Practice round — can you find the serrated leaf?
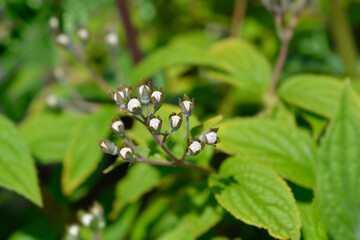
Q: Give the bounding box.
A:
[62,106,116,195]
[209,157,300,240]
[19,112,84,163]
[279,74,360,118]
[218,118,316,188]
[297,201,328,240]
[316,82,360,240]
[0,115,42,206]
[111,164,162,218]
[206,39,272,96]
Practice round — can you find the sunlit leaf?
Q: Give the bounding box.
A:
[209,157,300,240]
[0,115,42,206]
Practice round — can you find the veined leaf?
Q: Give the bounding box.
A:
[0,115,42,206]
[218,118,316,188]
[279,74,360,118]
[62,106,116,195]
[297,201,328,240]
[130,44,219,84]
[206,39,272,96]
[19,112,84,163]
[209,157,300,240]
[316,82,360,240]
[111,164,162,219]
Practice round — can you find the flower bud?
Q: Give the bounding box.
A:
[67,224,80,237]
[179,94,194,117]
[187,139,205,156]
[168,112,183,131]
[81,213,94,227]
[151,87,164,109]
[147,114,162,134]
[199,128,221,145]
[48,16,59,30]
[110,117,125,136]
[77,28,89,42]
[105,32,118,46]
[127,98,142,115]
[137,84,151,104]
[56,33,70,47]
[97,139,118,155]
[119,146,133,161]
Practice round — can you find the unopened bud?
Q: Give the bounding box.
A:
[77,28,89,42]
[147,114,162,133]
[110,118,125,136]
[199,128,221,145]
[81,213,94,227]
[119,147,133,161]
[105,32,118,46]
[187,139,204,156]
[168,112,183,131]
[48,16,59,30]
[179,94,194,117]
[151,87,164,109]
[138,84,151,104]
[97,139,118,155]
[56,33,70,46]
[127,98,142,115]
[68,225,80,237]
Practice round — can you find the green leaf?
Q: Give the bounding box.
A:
[316,82,360,240]
[206,39,272,96]
[218,118,316,188]
[158,186,223,240]
[297,201,328,240]
[131,44,219,84]
[19,113,84,163]
[110,164,162,218]
[279,74,360,118]
[0,115,42,206]
[209,157,300,240]
[62,106,116,195]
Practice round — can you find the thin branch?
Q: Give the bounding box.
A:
[145,104,150,116]
[230,0,248,37]
[186,117,190,145]
[123,136,145,159]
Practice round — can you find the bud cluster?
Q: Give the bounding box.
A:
[97,83,220,174]
[65,202,105,240]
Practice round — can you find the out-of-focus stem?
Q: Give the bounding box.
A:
[230,0,248,37]
[329,0,358,78]
[186,117,190,145]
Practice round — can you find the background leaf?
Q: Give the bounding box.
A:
[316,82,360,240]
[19,112,85,164]
[0,115,42,206]
[218,118,316,188]
[209,157,300,240]
[61,106,116,195]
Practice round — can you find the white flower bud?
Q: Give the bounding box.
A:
[205,132,217,144]
[111,119,125,136]
[81,213,94,227]
[179,95,194,117]
[48,16,59,30]
[45,94,58,108]
[170,115,181,128]
[127,98,142,114]
[183,101,192,112]
[105,32,118,46]
[151,91,162,103]
[120,147,133,161]
[56,33,70,46]
[138,85,151,104]
[98,139,118,155]
[77,28,89,41]
[168,112,183,131]
[149,118,161,131]
[68,225,80,237]
[188,141,202,156]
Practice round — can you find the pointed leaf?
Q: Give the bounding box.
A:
[316,82,360,240]
[218,118,316,188]
[0,115,42,206]
[209,157,300,240]
[62,106,116,195]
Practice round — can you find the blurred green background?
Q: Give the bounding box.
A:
[0,0,360,239]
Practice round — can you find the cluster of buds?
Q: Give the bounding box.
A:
[98,83,220,174]
[65,202,105,240]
